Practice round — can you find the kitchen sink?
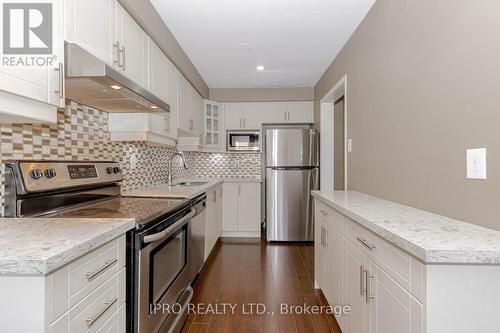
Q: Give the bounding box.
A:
[170,181,208,187]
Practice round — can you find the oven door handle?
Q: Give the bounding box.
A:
[143,209,195,244]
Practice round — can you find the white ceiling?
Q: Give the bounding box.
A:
[151,0,376,88]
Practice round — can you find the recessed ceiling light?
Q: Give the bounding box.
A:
[150,105,158,109]
[110,85,122,90]
[256,65,265,71]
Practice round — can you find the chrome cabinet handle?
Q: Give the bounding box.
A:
[86,258,118,281]
[360,265,366,296]
[219,187,223,197]
[85,298,117,327]
[323,228,328,246]
[120,45,126,71]
[243,118,246,128]
[365,270,375,303]
[319,209,328,216]
[113,41,120,65]
[284,111,287,122]
[144,209,195,243]
[357,237,376,250]
[238,184,241,195]
[213,190,217,202]
[53,62,64,99]
[320,226,325,246]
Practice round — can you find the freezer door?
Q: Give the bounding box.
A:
[265,128,318,167]
[266,168,319,241]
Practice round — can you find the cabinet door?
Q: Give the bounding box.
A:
[147,38,165,100]
[165,59,178,139]
[243,103,262,129]
[343,239,370,333]
[116,3,147,87]
[224,103,244,129]
[217,186,223,236]
[326,224,344,326]
[177,75,193,132]
[237,183,261,232]
[204,100,223,148]
[261,102,287,124]
[190,88,204,136]
[70,0,114,65]
[314,217,327,290]
[369,263,423,333]
[204,188,218,259]
[222,183,238,232]
[287,102,314,123]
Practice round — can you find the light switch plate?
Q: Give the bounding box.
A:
[467,148,486,180]
[347,138,352,153]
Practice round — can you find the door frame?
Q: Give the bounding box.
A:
[320,75,347,192]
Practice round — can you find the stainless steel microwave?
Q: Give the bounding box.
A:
[227,130,260,151]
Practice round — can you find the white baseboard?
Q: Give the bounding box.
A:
[221,231,261,238]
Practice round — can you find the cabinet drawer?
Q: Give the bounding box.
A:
[68,268,126,333]
[68,236,125,307]
[344,217,413,288]
[96,303,126,333]
[315,200,343,233]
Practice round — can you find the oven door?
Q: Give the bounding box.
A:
[137,209,195,333]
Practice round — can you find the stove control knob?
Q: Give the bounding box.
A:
[44,168,57,178]
[113,167,121,174]
[29,169,43,180]
[106,167,114,174]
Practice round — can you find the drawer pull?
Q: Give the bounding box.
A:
[319,209,329,216]
[85,298,118,327]
[360,265,366,296]
[357,237,376,250]
[86,258,118,281]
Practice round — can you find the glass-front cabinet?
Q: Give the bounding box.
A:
[204,100,225,150]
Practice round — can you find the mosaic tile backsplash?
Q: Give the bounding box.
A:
[0,101,260,216]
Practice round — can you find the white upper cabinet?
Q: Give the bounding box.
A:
[0,0,64,123]
[165,59,179,139]
[243,103,262,129]
[224,101,313,129]
[224,102,245,129]
[261,102,287,123]
[115,3,148,87]
[65,0,114,65]
[147,38,166,101]
[223,102,261,130]
[178,75,204,137]
[261,101,313,124]
[286,101,314,123]
[204,100,224,150]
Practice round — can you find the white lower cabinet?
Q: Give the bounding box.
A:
[222,182,261,237]
[205,184,223,259]
[314,199,422,333]
[0,235,126,333]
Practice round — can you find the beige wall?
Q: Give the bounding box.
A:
[314,0,500,230]
[120,0,209,98]
[210,87,314,102]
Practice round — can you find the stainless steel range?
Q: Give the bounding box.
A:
[3,160,202,333]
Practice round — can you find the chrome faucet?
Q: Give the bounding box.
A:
[168,151,189,184]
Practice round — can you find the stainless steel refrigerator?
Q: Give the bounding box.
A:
[264,125,319,242]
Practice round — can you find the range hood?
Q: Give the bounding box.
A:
[64,43,169,113]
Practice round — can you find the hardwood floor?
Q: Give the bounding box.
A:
[181,236,342,333]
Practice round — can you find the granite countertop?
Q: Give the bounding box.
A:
[122,177,262,199]
[311,191,500,264]
[0,218,135,275]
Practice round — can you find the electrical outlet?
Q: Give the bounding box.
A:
[467,148,486,180]
[347,139,352,153]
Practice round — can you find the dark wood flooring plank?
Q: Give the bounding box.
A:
[181,237,342,333]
